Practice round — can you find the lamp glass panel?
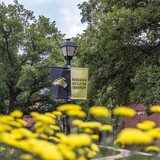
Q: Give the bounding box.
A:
[61,46,67,56]
[66,46,75,56]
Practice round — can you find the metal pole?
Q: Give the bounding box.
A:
[65,60,71,134]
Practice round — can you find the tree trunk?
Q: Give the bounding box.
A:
[8,89,17,113]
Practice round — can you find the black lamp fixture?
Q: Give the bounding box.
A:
[60,38,77,66]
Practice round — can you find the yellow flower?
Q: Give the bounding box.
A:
[113,106,136,117]
[10,110,23,118]
[30,112,39,117]
[89,106,110,117]
[66,110,86,117]
[25,139,63,160]
[77,148,85,155]
[34,121,43,128]
[57,104,81,112]
[145,146,160,152]
[49,136,60,142]
[90,143,99,152]
[71,119,83,126]
[40,134,49,140]
[91,134,99,140]
[16,119,26,126]
[150,105,160,112]
[50,125,60,131]
[17,128,37,138]
[147,128,160,138]
[0,124,12,132]
[57,144,76,160]
[7,121,23,127]
[84,128,93,133]
[77,156,87,160]
[60,134,91,147]
[52,111,62,116]
[99,125,113,131]
[87,151,97,158]
[1,133,20,147]
[31,113,55,124]
[114,138,125,148]
[137,121,155,131]
[44,112,56,118]
[36,125,54,134]
[56,133,66,138]
[117,128,152,144]
[0,116,14,124]
[19,154,33,160]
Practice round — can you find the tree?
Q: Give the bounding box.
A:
[0,0,64,113]
[76,0,160,106]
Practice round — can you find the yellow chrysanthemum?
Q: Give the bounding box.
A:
[60,134,91,147]
[90,143,99,152]
[77,156,87,160]
[147,128,160,138]
[71,119,83,126]
[99,125,113,131]
[57,104,81,112]
[117,128,152,144]
[66,110,86,117]
[89,106,110,117]
[25,139,63,160]
[84,128,93,133]
[44,112,56,118]
[10,110,23,118]
[91,134,99,140]
[16,119,26,126]
[87,151,97,158]
[0,115,14,123]
[50,125,60,131]
[49,136,60,142]
[79,122,101,129]
[57,144,76,160]
[52,111,62,116]
[11,128,36,139]
[19,154,33,160]
[145,146,160,152]
[40,134,49,140]
[31,113,55,124]
[0,124,12,132]
[56,133,66,138]
[113,106,136,117]
[7,121,23,127]
[114,138,125,148]
[150,105,160,112]
[137,121,155,131]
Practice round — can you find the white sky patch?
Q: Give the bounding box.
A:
[1,0,58,4]
[1,0,87,37]
[59,7,87,38]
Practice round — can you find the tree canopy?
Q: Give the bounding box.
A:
[0,0,64,113]
[76,0,160,106]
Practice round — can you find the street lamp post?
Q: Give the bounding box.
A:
[60,38,77,134]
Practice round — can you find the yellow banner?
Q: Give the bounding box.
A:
[71,67,88,100]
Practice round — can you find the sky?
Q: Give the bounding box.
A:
[1,0,88,38]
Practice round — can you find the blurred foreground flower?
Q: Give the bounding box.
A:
[89,106,110,117]
[137,120,155,131]
[145,146,160,152]
[113,106,136,117]
[150,105,160,112]
[57,104,81,112]
[117,128,152,145]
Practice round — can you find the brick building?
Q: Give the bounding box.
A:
[125,104,160,128]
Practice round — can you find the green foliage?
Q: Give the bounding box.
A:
[0,1,64,113]
[76,0,160,107]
